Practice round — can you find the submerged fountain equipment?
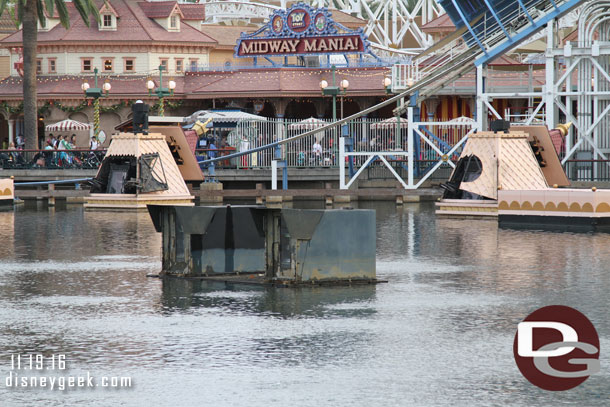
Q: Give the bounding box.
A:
[147,204,379,286]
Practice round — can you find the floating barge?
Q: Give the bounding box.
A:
[85,130,201,210]
[435,122,610,230]
[147,205,380,286]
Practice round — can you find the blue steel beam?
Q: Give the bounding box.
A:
[449,0,488,55]
[482,0,512,40]
[475,0,583,66]
[516,0,535,24]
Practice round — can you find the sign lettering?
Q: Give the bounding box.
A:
[237,35,364,57]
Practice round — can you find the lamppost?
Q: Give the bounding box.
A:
[383,76,403,149]
[319,65,349,121]
[81,68,111,139]
[146,65,176,117]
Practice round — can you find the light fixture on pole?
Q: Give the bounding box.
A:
[382,76,404,150]
[319,65,348,121]
[383,76,392,90]
[147,65,175,117]
[81,67,110,140]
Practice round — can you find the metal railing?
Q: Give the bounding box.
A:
[564,160,610,182]
[0,149,105,170]
[187,59,393,73]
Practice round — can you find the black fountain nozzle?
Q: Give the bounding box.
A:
[490,119,510,134]
[132,101,149,135]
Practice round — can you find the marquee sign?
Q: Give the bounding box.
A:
[235,3,370,58]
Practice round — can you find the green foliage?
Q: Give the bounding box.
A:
[0,0,101,28]
[55,101,88,113]
[0,101,23,115]
[151,99,183,115]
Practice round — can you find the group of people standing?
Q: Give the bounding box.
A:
[36,133,100,167]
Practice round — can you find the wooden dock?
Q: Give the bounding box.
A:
[13,183,441,205]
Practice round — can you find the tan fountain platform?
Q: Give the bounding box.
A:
[434,124,610,229]
[85,132,196,211]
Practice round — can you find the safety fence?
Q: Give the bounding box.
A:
[222,118,474,173]
[0,149,105,170]
[564,160,610,182]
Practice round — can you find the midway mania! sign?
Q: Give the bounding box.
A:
[235,3,370,58]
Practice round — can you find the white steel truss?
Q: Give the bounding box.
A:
[339,113,477,189]
[198,0,442,51]
[477,2,610,181]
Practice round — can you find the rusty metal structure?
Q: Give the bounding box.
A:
[148,205,378,285]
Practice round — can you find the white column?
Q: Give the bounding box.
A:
[407,107,414,187]
[545,20,556,128]
[476,64,485,132]
[339,136,346,189]
[271,160,278,190]
[7,119,14,144]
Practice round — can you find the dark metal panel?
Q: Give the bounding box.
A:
[147,204,167,232]
[281,209,324,240]
[297,210,376,281]
[174,206,217,235]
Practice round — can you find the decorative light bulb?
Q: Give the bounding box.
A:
[383,77,392,87]
[319,79,328,89]
[103,81,111,92]
[146,79,155,90]
[340,79,349,89]
[81,82,90,91]
[168,79,176,90]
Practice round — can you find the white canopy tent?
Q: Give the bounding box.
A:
[288,117,326,142]
[45,119,93,148]
[45,119,91,132]
[370,117,408,130]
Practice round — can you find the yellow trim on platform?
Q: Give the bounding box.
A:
[569,202,581,212]
[498,199,601,213]
[596,202,610,212]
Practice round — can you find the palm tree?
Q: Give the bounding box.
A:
[0,0,100,150]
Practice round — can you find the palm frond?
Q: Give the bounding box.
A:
[0,0,9,18]
[72,0,100,27]
[44,0,54,21]
[36,0,47,27]
[53,0,69,28]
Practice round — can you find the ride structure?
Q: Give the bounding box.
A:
[199,0,589,190]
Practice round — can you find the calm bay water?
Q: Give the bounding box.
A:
[0,202,608,406]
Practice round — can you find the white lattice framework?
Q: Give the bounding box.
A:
[475,2,610,181]
[197,0,442,53]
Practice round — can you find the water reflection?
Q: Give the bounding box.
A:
[160,277,378,319]
[0,203,608,406]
